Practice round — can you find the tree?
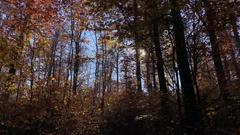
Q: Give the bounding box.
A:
[170,0,200,133]
[202,0,228,98]
[150,0,167,93]
[133,0,142,91]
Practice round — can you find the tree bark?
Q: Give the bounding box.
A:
[152,23,167,92]
[134,0,142,91]
[232,15,240,54]
[150,45,157,90]
[72,39,81,94]
[203,0,228,97]
[146,49,153,92]
[171,0,200,133]
[116,51,120,92]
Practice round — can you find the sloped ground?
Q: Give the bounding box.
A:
[0,87,240,135]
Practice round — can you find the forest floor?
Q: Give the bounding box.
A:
[0,86,240,135]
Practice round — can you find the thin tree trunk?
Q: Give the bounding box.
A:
[69,7,75,94]
[30,43,35,102]
[150,48,157,91]
[172,42,182,116]
[134,0,142,91]
[108,65,113,92]
[222,51,230,81]
[192,33,201,103]
[152,23,167,92]
[146,49,153,92]
[46,31,58,87]
[116,51,119,92]
[101,32,107,111]
[230,44,240,82]
[72,41,80,94]
[232,15,240,54]
[57,44,63,87]
[94,30,99,104]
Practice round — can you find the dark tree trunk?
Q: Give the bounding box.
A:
[150,44,158,91]
[230,43,240,82]
[101,34,107,112]
[116,51,120,92]
[171,0,200,133]
[135,44,142,91]
[146,49,153,92]
[8,64,16,79]
[231,15,240,54]
[152,22,167,92]
[172,41,182,116]
[47,30,59,87]
[94,30,99,104]
[192,33,201,103]
[73,40,81,95]
[203,0,228,97]
[57,44,63,87]
[134,0,142,91]
[30,44,35,102]
[230,15,240,84]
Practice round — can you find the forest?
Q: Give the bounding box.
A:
[0,0,240,134]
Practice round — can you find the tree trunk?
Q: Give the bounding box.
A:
[232,15,240,54]
[146,49,153,92]
[150,45,157,90]
[46,30,58,87]
[134,0,142,91]
[116,51,120,92]
[203,0,228,97]
[172,41,182,116]
[171,0,200,133]
[94,30,99,104]
[230,43,240,82]
[192,33,201,103]
[57,44,63,87]
[101,33,107,111]
[152,23,167,92]
[30,43,35,102]
[73,39,81,94]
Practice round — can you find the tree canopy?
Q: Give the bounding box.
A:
[0,0,240,134]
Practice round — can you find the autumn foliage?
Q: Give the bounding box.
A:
[1,0,240,134]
